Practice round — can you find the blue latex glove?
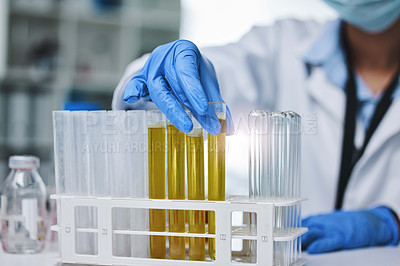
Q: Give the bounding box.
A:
[123,40,234,135]
[302,206,400,254]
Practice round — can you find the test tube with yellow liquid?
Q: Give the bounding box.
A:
[186,113,205,261]
[148,110,166,259]
[207,102,226,260]
[167,121,186,260]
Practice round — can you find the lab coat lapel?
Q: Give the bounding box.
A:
[305,67,346,124]
[306,69,400,170]
[357,98,400,163]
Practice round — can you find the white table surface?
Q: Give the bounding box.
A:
[304,246,400,266]
[0,244,399,266]
[0,244,58,266]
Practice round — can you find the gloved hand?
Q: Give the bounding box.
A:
[123,40,234,135]
[302,206,400,254]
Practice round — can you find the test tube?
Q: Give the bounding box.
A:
[70,111,97,255]
[293,113,302,199]
[87,111,109,196]
[270,112,287,234]
[285,111,301,233]
[295,113,302,256]
[126,111,149,258]
[71,111,90,196]
[285,111,301,198]
[167,121,186,260]
[108,111,132,257]
[248,110,269,200]
[148,110,166,259]
[186,112,205,261]
[53,111,67,258]
[207,102,226,260]
[53,111,68,195]
[248,110,269,263]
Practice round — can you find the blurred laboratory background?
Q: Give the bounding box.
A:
[0,0,335,193]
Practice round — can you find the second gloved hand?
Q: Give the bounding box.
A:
[123,39,234,135]
[302,206,399,254]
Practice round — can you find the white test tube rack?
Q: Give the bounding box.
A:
[51,110,307,265]
[50,196,306,266]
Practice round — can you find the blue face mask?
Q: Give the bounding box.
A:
[322,0,400,33]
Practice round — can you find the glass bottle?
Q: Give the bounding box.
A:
[1,155,47,253]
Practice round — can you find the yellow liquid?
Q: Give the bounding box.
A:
[186,135,205,261]
[208,119,226,260]
[148,127,166,259]
[167,125,186,260]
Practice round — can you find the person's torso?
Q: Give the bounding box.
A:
[204,19,400,216]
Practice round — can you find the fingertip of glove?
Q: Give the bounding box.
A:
[123,95,139,104]
[182,122,193,133]
[174,110,193,133]
[208,122,221,136]
[123,81,141,104]
[306,241,326,254]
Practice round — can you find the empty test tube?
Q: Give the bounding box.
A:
[270,112,287,234]
[285,111,301,199]
[207,102,227,260]
[108,111,133,257]
[270,112,287,199]
[248,110,269,200]
[53,111,68,195]
[87,111,109,196]
[248,110,269,263]
[126,111,149,258]
[285,112,294,200]
[295,114,302,254]
[285,111,301,234]
[167,122,186,260]
[286,111,301,236]
[283,112,293,234]
[72,111,90,195]
[148,110,166,259]
[71,111,98,255]
[292,113,302,199]
[186,113,205,261]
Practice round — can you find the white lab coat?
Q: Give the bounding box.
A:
[112,19,400,217]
